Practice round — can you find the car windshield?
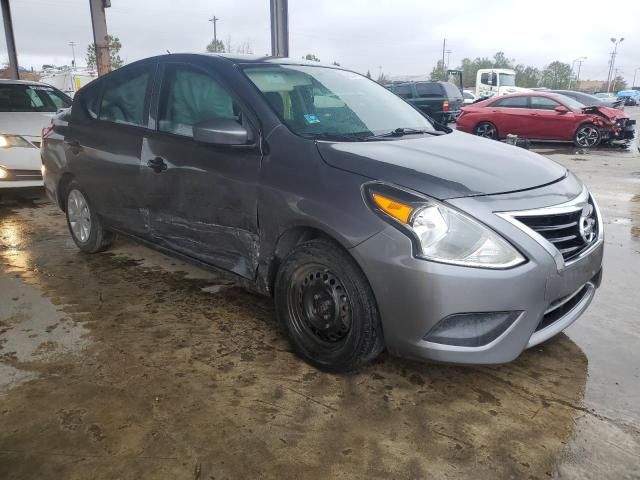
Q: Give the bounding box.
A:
[243,64,436,140]
[551,93,587,111]
[499,74,516,87]
[0,83,71,112]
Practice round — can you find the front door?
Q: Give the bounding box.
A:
[140,62,261,279]
[526,96,576,140]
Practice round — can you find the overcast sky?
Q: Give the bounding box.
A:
[1,0,639,84]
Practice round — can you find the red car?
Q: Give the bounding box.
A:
[456,92,635,147]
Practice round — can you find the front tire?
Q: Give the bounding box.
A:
[274,239,384,372]
[574,124,601,148]
[474,121,498,139]
[65,181,115,253]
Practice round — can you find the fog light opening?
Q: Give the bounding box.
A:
[423,311,521,347]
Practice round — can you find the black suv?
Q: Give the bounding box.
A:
[386,81,463,124]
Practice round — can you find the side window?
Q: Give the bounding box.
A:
[81,85,101,119]
[25,88,45,109]
[158,65,239,137]
[415,83,442,98]
[530,96,560,110]
[480,73,489,85]
[99,66,152,126]
[492,96,528,108]
[394,84,413,99]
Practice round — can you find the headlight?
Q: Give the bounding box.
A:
[0,134,34,148]
[0,166,7,179]
[368,185,525,269]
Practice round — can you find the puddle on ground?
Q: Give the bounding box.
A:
[0,200,592,479]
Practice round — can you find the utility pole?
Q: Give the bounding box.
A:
[209,15,219,47]
[568,56,587,90]
[633,67,639,88]
[69,41,77,68]
[610,68,622,92]
[575,58,585,89]
[445,49,452,70]
[270,0,289,57]
[89,0,111,76]
[606,37,624,92]
[0,0,19,80]
[441,38,446,79]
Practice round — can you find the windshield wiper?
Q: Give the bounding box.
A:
[363,127,443,141]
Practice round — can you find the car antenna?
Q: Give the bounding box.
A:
[166,50,171,54]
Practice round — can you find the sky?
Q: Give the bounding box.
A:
[1,0,639,85]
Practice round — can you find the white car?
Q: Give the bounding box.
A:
[463,90,477,105]
[0,80,71,190]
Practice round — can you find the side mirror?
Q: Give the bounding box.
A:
[554,105,569,114]
[192,118,249,146]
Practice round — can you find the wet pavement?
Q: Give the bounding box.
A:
[1,108,639,479]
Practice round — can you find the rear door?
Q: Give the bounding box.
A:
[527,96,576,140]
[140,62,261,278]
[67,61,155,236]
[487,96,529,136]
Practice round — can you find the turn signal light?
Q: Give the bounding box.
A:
[371,193,413,224]
[442,100,450,112]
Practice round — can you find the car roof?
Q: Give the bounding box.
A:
[153,53,344,69]
[0,79,49,86]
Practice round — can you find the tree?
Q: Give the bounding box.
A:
[365,70,371,79]
[206,39,225,53]
[304,53,320,62]
[376,71,389,84]
[540,61,572,89]
[514,64,542,88]
[492,51,515,69]
[455,56,493,87]
[430,60,446,81]
[610,75,628,92]
[332,61,341,66]
[86,35,123,70]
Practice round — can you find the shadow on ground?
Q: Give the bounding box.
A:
[0,199,589,479]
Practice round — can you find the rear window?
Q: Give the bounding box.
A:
[0,83,71,112]
[415,82,442,98]
[442,82,462,99]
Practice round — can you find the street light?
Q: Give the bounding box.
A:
[607,37,624,92]
[568,56,587,89]
[633,67,639,88]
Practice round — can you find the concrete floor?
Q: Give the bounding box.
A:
[1,109,639,479]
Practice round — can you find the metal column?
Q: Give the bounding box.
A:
[270,0,289,57]
[89,0,111,76]
[1,0,19,80]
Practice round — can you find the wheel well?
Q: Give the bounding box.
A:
[57,173,75,211]
[267,226,339,296]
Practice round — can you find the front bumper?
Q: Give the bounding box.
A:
[349,176,604,364]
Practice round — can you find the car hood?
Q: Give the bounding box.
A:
[582,105,624,120]
[0,112,56,138]
[316,131,567,200]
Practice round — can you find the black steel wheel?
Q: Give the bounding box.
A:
[275,239,384,372]
[574,124,601,148]
[474,121,498,139]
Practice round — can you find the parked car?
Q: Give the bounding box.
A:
[42,54,604,372]
[456,92,635,147]
[463,90,477,105]
[386,80,463,123]
[0,80,71,190]
[616,90,640,106]
[548,89,624,110]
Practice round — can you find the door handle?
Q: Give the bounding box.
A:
[147,157,168,173]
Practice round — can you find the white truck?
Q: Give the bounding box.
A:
[40,68,97,97]
[475,68,531,99]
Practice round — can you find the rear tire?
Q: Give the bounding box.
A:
[274,239,384,372]
[574,123,601,148]
[474,121,498,139]
[65,181,115,253]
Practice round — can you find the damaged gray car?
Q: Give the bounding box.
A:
[41,54,604,372]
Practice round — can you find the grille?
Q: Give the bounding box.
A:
[514,196,598,262]
[3,169,42,181]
